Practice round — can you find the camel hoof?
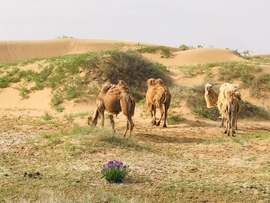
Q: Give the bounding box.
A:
[224,130,227,134]
[163,124,167,128]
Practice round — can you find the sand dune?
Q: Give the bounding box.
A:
[143,48,245,66]
[0,38,146,63]
[0,39,244,66]
[174,48,244,65]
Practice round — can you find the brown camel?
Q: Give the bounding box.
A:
[146,78,171,127]
[88,80,135,137]
[204,83,241,129]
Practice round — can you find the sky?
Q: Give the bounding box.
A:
[1,0,270,54]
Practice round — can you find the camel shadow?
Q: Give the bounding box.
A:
[136,133,205,144]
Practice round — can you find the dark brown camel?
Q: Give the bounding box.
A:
[88,80,135,137]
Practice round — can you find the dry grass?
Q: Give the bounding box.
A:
[0,115,270,203]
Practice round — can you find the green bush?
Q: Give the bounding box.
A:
[136,46,171,58]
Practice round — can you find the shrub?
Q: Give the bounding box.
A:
[42,112,53,121]
[101,160,130,183]
[55,105,65,112]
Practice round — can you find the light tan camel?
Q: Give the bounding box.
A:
[146,78,171,127]
[88,80,135,137]
[204,82,241,129]
[221,89,241,136]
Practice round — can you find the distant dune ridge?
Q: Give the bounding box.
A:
[174,48,245,65]
[0,38,244,65]
[0,38,142,63]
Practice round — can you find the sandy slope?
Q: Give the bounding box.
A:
[0,38,179,63]
[143,47,244,66]
[0,38,128,63]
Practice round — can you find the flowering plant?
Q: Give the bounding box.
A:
[101,160,130,183]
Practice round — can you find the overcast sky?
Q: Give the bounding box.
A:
[1,0,270,54]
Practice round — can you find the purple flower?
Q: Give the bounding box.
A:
[101,160,131,183]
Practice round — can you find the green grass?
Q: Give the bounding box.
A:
[42,112,53,121]
[136,45,172,58]
[182,84,270,121]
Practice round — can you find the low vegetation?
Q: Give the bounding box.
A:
[179,85,270,121]
[136,45,171,58]
[178,60,270,99]
[0,49,169,103]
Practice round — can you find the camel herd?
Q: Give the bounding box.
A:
[88,78,241,137]
[88,78,171,137]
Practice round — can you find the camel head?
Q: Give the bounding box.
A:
[204,83,213,93]
[147,78,156,87]
[234,90,242,100]
[87,116,97,126]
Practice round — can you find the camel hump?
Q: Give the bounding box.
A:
[117,80,130,93]
[155,78,164,86]
[153,85,170,107]
[107,80,130,96]
[100,82,113,94]
[147,78,156,87]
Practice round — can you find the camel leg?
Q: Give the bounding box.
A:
[224,119,229,135]
[122,115,134,137]
[163,104,169,128]
[232,114,236,136]
[151,105,157,125]
[220,117,225,127]
[228,119,232,136]
[156,106,164,126]
[235,115,238,131]
[123,121,129,137]
[108,114,115,133]
[128,117,134,137]
[96,100,105,127]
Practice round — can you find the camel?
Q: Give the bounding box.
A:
[204,82,241,129]
[88,80,135,137]
[146,78,171,127]
[221,89,241,136]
